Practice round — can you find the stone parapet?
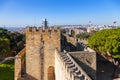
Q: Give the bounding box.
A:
[78,42,95,52]
[63,34,77,47]
[69,51,96,80]
[14,48,26,80]
[55,49,92,80]
[26,27,60,34]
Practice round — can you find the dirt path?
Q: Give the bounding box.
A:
[0,57,15,64]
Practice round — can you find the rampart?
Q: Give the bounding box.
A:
[69,42,96,80]
[14,48,26,80]
[55,49,92,80]
[63,34,77,47]
[14,27,95,80]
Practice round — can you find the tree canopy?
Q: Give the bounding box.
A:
[0,28,25,57]
[0,28,8,38]
[0,38,10,57]
[61,29,66,34]
[88,28,120,58]
[76,33,90,39]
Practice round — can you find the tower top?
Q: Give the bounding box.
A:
[42,18,48,30]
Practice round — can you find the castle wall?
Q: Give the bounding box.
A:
[26,27,42,80]
[70,51,96,79]
[14,48,26,80]
[15,57,21,80]
[63,34,77,47]
[55,50,66,80]
[43,28,60,80]
[25,27,60,80]
[15,27,94,80]
[55,49,92,80]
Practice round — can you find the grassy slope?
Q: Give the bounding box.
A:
[0,60,14,80]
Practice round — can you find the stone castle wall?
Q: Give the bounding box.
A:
[70,51,96,80]
[15,27,93,80]
[55,49,92,80]
[55,49,66,80]
[26,27,42,80]
[69,42,96,79]
[63,34,77,47]
[26,27,60,80]
[78,39,88,44]
[14,48,26,80]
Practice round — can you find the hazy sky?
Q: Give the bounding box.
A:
[0,0,120,27]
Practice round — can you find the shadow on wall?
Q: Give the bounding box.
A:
[72,56,96,80]
[61,34,77,52]
[19,66,55,80]
[22,73,38,80]
[96,53,119,80]
[76,43,85,51]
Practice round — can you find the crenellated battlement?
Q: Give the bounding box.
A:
[25,26,61,80]
[55,49,92,80]
[26,26,61,44]
[15,24,94,80]
[26,26,60,33]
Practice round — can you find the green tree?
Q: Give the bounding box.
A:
[0,28,25,56]
[61,29,66,34]
[0,38,10,58]
[88,28,120,76]
[0,28,8,38]
[88,28,120,67]
[8,32,25,53]
[88,28,120,59]
[76,33,90,39]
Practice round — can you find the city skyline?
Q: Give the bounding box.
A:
[0,0,120,27]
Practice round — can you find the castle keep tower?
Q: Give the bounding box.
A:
[26,26,60,80]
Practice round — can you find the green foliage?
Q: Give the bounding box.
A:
[88,28,120,58]
[8,32,25,52]
[0,60,14,80]
[76,33,90,39]
[0,28,8,38]
[0,28,25,57]
[61,29,66,34]
[0,38,10,57]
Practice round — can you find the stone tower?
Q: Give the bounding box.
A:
[42,18,48,30]
[26,27,60,80]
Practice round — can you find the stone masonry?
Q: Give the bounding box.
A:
[14,26,95,80]
[26,27,60,80]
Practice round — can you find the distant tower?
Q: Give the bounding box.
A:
[42,18,48,30]
[113,21,117,28]
[89,20,91,27]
